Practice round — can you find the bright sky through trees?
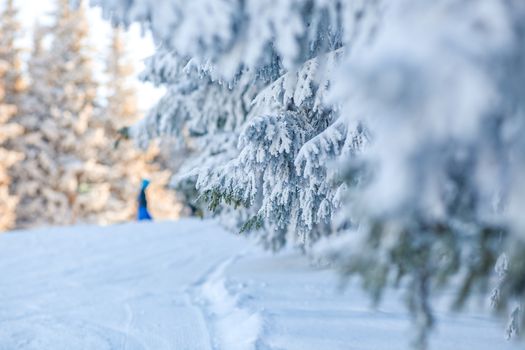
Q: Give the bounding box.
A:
[14,0,163,111]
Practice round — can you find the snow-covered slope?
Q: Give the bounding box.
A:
[0,219,520,350]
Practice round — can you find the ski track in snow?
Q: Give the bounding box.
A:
[0,219,522,350]
[188,253,263,350]
[121,302,134,350]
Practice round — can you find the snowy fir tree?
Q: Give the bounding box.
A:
[109,1,357,250]
[0,0,26,103]
[10,0,107,227]
[89,0,525,348]
[133,48,264,231]
[0,0,24,231]
[0,62,23,231]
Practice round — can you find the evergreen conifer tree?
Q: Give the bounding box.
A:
[0,62,23,231]
[0,0,26,102]
[11,0,106,227]
[0,0,25,231]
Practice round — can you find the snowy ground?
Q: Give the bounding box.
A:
[0,219,521,350]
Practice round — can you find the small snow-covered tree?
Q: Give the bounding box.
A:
[11,0,106,227]
[134,49,262,222]
[0,0,25,231]
[0,0,26,103]
[0,62,23,231]
[9,22,51,227]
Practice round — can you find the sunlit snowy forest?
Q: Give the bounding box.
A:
[1,0,525,349]
[0,0,181,230]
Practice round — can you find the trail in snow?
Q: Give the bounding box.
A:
[0,219,521,350]
[189,253,263,350]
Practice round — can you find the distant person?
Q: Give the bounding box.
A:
[137,179,152,221]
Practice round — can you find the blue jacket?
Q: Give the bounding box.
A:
[137,180,152,221]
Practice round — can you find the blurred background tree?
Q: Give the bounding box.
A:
[9,0,103,226]
[0,63,23,230]
[0,0,24,230]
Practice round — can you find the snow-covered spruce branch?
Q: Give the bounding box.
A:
[90,0,345,78]
[192,50,365,248]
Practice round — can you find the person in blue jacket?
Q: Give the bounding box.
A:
[137,179,152,221]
